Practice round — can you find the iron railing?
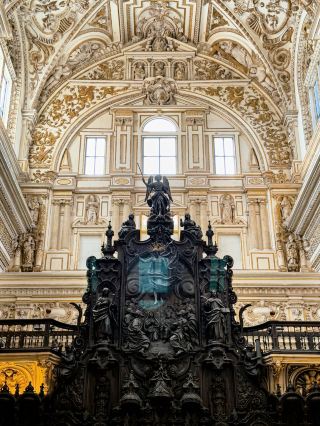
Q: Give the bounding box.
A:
[243,321,320,354]
[0,319,77,352]
[1,319,320,354]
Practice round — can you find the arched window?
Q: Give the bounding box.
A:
[142,117,177,175]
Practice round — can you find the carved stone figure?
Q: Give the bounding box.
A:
[22,235,35,271]
[220,194,235,224]
[214,41,252,73]
[118,214,136,239]
[134,62,146,80]
[142,76,177,105]
[142,175,173,216]
[280,196,293,222]
[44,64,72,93]
[180,213,203,239]
[11,236,22,272]
[174,62,185,80]
[27,197,41,225]
[202,291,226,343]
[286,234,299,272]
[92,288,115,342]
[154,61,166,77]
[85,195,99,225]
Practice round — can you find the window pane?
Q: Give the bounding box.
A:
[86,138,96,156]
[215,157,225,174]
[0,77,8,116]
[225,156,236,174]
[314,81,320,119]
[0,48,3,78]
[95,138,105,156]
[144,157,159,174]
[160,156,176,174]
[223,138,234,155]
[143,118,177,132]
[144,138,159,156]
[85,157,95,175]
[94,157,105,174]
[214,138,224,156]
[160,138,176,156]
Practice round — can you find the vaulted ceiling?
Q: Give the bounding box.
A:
[3,0,317,176]
[4,0,316,112]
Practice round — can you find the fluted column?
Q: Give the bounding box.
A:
[50,201,61,249]
[34,237,44,272]
[298,238,309,272]
[61,200,72,250]
[112,201,120,234]
[200,201,208,234]
[248,200,258,250]
[275,230,287,271]
[255,201,262,249]
[259,200,271,249]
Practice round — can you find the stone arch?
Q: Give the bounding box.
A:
[44,89,275,174]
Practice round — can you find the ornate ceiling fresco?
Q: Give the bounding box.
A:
[3,0,317,175]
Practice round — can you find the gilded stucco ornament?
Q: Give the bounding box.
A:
[194,85,291,167]
[29,85,130,170]
[211,40,278,100]
[19,0,91,93]
[39,41,121,103]
[80,60,125,80]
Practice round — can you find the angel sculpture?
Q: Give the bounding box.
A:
[142,174,173,216]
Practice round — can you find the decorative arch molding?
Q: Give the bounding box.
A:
[27,83,286,176]
[21,0,109,107]
[210,0,290,108]
[293,9,313,146]
[182,87,290,169]
[0,3,12,39]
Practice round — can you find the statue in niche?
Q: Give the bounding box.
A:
[202,291,226,343]
[280,196,293,223]
[220,194,235,224]
[134,62,146,80]
[85,195,99,225]
[180,213,203,239]
[118,214,136,239]
[27,197,41,226]
[93,288,116,342]
[154,62,166,77]
[22,235,35,271]
[286,234,299,272]
[11,235,22,271]
[142,174,173,216]
[174,62,185,80]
